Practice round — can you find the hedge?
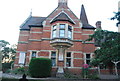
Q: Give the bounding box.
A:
[29,58,52,78]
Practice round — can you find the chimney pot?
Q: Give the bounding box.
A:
[96,21,102,29]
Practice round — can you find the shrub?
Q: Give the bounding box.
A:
[12,67,28,75]
[81,64,90,78]
[2,63,11,72]
[2,61,14,73]
[29,58,52,78]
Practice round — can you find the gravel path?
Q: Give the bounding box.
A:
[2,73,120,80]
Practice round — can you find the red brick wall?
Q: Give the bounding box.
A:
[14,3,96,75]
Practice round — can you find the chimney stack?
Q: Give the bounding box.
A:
[58,0,68,7]
[96,21,102,29]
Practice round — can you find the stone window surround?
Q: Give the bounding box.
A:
[83,53,93,65]
[64,52,73,68]
[51,23,73,39]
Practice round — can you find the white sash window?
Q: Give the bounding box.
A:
[18,52,26,64]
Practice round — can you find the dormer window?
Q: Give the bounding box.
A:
[52,23,72,39]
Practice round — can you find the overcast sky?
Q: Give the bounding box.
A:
[0,0,119,45]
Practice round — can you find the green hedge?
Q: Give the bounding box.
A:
[29,58,52,78]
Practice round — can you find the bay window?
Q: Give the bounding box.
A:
[52,24,72,39]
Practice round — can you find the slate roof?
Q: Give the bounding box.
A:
[80,5,95,29]
[20,16,46,30]
[20,4,95,30]
[50,12,75,24]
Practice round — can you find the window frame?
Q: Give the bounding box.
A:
[51,23,73,39]
[65,52,72,67]
[68,25,72,39]
[51,51,57,67]
[85,54,91,64]
[31,51,37,58]
[52,25,57,38]
[59,24,65,38]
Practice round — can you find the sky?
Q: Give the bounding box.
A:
[0,0,119,45]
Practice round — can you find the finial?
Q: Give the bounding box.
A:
[30,9,32,16]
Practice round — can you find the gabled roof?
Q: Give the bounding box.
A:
[50,12,75,24]
[20,16,46,30]
[80,5,95,29]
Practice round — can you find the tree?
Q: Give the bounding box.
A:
[111,12,120,26]
[0,40,16,72]
[87,30,120,65]
[0,40,16,63]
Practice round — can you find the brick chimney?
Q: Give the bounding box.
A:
[96,21,102,29]
[58,0,68,8]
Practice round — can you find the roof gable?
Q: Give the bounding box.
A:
[50,11,76,24]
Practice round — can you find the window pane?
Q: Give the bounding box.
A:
[68,25,72,30]
[51,52,56,66]
[66,58,71,67]
[19,52,26,64]
[86,54,90,64]
[60,30,65,37]
[53,25,57,30]
[53,30,57,38]
[86,60,90,64]
[32,51,36,58]
[51,52,56,57]
[51,58,56,66]
[86,54,90,59]
[60,24,65,29]
[68,25,72,39]
[67,52,71,57]
[68,30,72,39]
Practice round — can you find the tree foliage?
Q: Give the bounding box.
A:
[111,12,120,26]
[0,40,16,63]
[87,30,120,66]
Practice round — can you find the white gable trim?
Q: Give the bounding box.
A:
[50,11,76,24]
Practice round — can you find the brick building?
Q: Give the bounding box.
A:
[14,0,96,75]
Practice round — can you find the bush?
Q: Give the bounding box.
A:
[12,67,28,75]
[2,63,11,73]
[29,58,52,78]
[2,61,14,73]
